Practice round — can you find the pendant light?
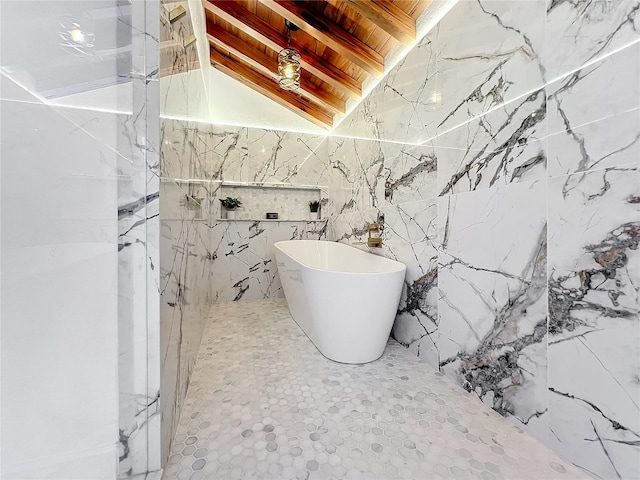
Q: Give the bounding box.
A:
[278,20,301,91]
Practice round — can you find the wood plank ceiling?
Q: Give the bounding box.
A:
[201,0,429,129]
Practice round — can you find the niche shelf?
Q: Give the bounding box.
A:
[218,182,323,222]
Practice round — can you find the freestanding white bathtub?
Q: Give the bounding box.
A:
[274,240,406,364]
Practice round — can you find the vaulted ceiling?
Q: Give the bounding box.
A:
[200,0,430,129]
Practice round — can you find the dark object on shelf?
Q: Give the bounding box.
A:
[266,212,279,219]
[309,200,320,213]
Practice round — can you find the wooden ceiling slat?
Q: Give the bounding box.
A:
[209,47,333,129]
[236,0,253,13]
[203,0,362,98]
[206,21,346,115]
[298,71,345,114]
[256,1,273,22]
[396,0,430,18]
[259,0,385,77]
[344,0,415,45]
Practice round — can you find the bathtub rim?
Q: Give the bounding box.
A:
[274,240,406,275]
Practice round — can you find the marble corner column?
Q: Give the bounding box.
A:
[118,0,161,477]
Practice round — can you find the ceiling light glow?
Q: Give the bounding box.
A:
[59,17,95,57]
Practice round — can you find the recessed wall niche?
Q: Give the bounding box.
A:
[217,183,322,221]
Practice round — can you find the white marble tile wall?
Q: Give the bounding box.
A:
[547,166,640,479]
[438,180,549,441]
[159,118,328,465]
[546,43,640,177]
[326,1,640,478]
[160,180,214,465]
[542,0,640,81]
[118,1,161,476]
[161,120,328,185]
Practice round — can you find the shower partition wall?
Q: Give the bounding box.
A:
[118,0,161,477]
[0,1,160,478]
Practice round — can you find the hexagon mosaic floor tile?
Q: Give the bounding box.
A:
[162,299,587,480]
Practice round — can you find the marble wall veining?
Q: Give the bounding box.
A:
[118,1,162,477]
[159,177,214,464]
[159,118,328,464]
[325,1,640,478]
[547,167,640,478]
[438,180,549,438]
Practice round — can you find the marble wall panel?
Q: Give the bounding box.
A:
[543,0,640,80]
[435,88,547,195]
[546,43,640,177]
[547,167,640,479]
[329,207,382,246]
[161,120,328,209]
[327,137,386,219]
[432,0,546,136]
[120,1,161,473]
[326,138,360,218]
[161,121,245,181]
[332,81,387,141]
[383,143,438,205]
[384,200,440,367]
[377,35,438,145]
[118,116,161,476]
[161,121,329,186]
[245,129,327,184]
[547,109,640,179]
[159,180,213,464]
[208,220,248,302]
[547,43,640,137]
[437,180,549,442]
[246,221,277,298]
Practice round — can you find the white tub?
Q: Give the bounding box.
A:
[274,240,406,364]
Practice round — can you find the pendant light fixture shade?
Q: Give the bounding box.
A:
[279,20,301,91]
[278,47,301,91]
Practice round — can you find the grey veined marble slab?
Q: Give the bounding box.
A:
[163,299,587,480]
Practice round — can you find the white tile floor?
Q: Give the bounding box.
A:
[163,299,587,480]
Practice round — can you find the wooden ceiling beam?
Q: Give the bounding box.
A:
[343,0,416,45]
[203,0,362,99]
[206,21,346,115]
[260,0,384,77]
[209,47,334,129]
